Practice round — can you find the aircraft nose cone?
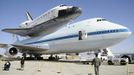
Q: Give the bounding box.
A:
[72,6,82,14]
[114,24,132,39]
[103,27,131,48]
[125,28,132,37]
[117,27,132,40]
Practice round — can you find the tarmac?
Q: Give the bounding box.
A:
[0,60,134,75]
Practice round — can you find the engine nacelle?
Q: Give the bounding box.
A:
[5,47,18,57]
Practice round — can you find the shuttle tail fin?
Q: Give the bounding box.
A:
[25,11,33,21]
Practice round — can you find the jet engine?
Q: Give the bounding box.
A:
[5,46,18,57]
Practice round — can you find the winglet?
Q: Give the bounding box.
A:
[25,11,33,21]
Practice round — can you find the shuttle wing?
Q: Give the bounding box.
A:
[2,28,31,36]
[2,19,72,37]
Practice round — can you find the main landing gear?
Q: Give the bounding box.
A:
[48,54,60,61]
[22,53,43,60]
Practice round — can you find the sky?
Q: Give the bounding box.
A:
[0,0,134,55]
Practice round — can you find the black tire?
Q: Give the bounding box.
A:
[86,62,89,64]
[120,60,127,65]
[37,57,43,60]
[83,62,86,64]
[121,56,131,63]
[108,60,114,65]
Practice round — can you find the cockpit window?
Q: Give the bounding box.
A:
[97,19,106,22]
[60,4,67,7]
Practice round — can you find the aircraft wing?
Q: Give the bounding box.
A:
[12,44,49,51]
[0,43,8,48]
[0,43,49,54]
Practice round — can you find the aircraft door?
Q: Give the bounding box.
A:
[78,30,87,40]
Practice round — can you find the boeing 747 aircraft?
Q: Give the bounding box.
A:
[0,5,131,59]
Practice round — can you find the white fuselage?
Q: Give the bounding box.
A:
[15,18,131,54]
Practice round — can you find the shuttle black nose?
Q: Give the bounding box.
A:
[58,6,81,17]
[72,7,82,14]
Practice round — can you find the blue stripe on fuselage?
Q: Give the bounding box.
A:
[25,29,129,45]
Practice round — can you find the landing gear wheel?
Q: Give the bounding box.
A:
[108,60,114,65]
[34,54,43,60]
[48,55,59,61]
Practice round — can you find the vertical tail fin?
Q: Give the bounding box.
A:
[25,11,33,21]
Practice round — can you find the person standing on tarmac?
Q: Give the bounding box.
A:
[3,61,11,71]
[92,53,101,75]
[20,57,25,70]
